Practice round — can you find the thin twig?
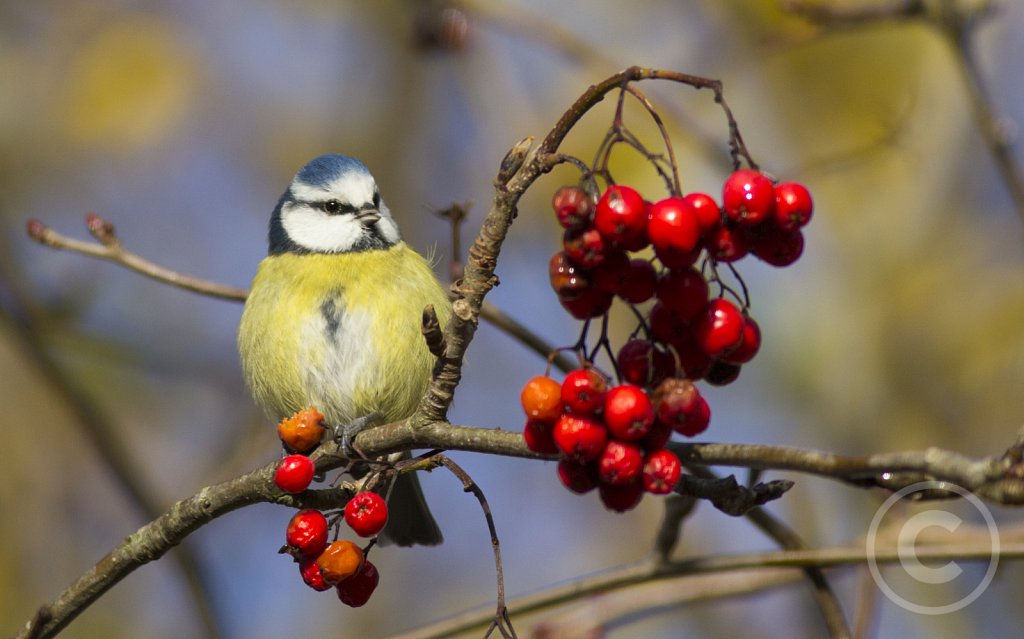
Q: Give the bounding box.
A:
[25,218,248,301]
[437,456,517,639]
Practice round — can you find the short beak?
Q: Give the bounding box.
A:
[354,209,380,225]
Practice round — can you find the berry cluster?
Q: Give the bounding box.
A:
[522,373,702,511]
[272,408,385,607]
[529,169,812,508]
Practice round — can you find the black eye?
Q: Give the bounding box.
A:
[372,191,381,208]
[323,199,341,214]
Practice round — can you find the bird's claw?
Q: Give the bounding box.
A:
[337,412,383,460]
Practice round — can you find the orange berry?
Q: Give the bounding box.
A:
[278,407,326,453]
[316,540,364,585]
[519,375,564,422]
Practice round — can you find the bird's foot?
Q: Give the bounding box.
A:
[336,411,384,460]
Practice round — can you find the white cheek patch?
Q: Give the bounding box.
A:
[375,202,401,244]
[281,202,363,253]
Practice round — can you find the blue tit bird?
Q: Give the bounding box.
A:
[238,154,451,546]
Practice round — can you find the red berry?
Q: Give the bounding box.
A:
[648,196,701,258]
[722,316,761,364]
[344,492,389,538]
[563,226,610,268]
[705,359,742,386]
[704,222,749,262]
[672,335,713,380]
[595,185,648,247]
[642,449,682,494]
[618,259,658,304]
[549,251,590,300]
[560,368,607,415]
[656,267,708,320]
[751,228,804,267]
[298,556,333,592]
[557,459,599,494]
[286,509,329,557]
[523,418,559,454]
[553,414,608,461]
[641,419,673,450]
[336,559,380,608]
[653,378,702,430]
[598,481,644,512]
[591,249,630,293]
[773,182,813,231]
[552,186,594,230]
[649,301,692,346]
[617,338,676,388]
[683,192,722,233]
[674,395,711,437]
[598,440,644,485]
[723,169,775,225]
[654,243,702,270]
[695,298,745,356]
[274,454,315,494]
[520,375,564,422]
[603,384,654,440]
[559,284,614,320]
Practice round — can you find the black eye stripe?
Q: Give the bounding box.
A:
[311,199,357,215]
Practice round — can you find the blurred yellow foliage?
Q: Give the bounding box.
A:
[60,17,197,149]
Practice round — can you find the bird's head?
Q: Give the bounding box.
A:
[269,154,401,255]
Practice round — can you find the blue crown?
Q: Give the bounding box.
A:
[293,154,370,189]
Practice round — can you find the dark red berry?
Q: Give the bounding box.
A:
[652,378,701,431]
[723,169,775,225]
[673,395,710,437]
[559,284,614,320]
[656,267,708,320]
[591,249,630,293]
[599,480,644,512]
[705,359,742,386]
[751,228,804,267]
[286,509,329,557]
[298,556,333,592]
[641,419,673,450]
[642,449,682,494]
[336,560,380,608]
[553,186,594,230]
[561,368,608,415]
[704,222,749,262]
[603,384,654,440]
[563,226,610,268]
[695,298,745,356]
[549,251,590,300]
[523,418,559,454]
[671,336,713,380]
[553,414,608,462]
[595,185,648,248]
[344,492,389,538]
[617,338,676,388]
[618,259,658,304]
[722,315,761,364]
[557,459,599,494]
[597,440,644,485]
[773,182,813,231]
[274,454,315,494]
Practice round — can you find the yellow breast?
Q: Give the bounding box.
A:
[237,242,451,425]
